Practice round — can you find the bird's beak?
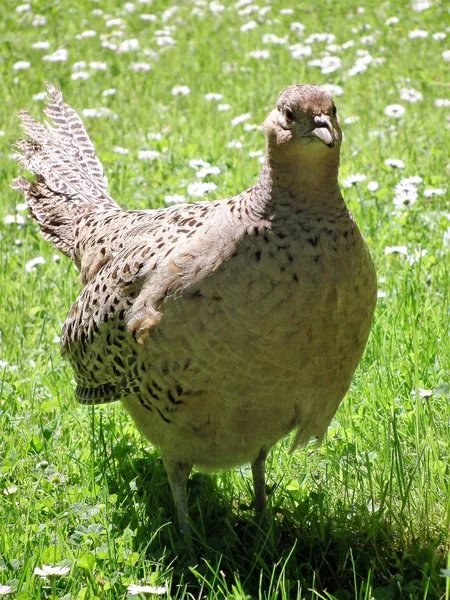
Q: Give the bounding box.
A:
[310,114,337,148]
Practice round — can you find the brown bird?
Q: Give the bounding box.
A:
[13,82,377,534]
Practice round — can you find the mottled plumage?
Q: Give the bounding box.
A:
[13,82,377,533]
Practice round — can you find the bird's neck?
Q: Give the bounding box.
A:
[250,144,346,219]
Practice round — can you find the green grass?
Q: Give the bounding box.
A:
[1,0,449,597]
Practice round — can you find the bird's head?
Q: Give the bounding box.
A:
[264,84,342,160]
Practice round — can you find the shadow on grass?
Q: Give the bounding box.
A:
[99,440,445,600]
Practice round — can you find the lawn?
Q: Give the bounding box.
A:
[0,0,449,598]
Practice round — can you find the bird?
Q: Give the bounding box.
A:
[13,82,377,535]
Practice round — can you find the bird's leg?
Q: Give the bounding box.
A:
[163,458,192,535]
[251,448,268,517]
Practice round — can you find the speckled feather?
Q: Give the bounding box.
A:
[13,83,377,531]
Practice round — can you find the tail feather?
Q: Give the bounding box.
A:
[12,82,121,259]
[12,175,80,259]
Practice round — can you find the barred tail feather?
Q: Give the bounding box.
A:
[12,82,121,258]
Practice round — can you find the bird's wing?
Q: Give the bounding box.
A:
[60,196,250,403]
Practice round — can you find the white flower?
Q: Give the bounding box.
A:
[360,35,376,46]
[384,158,405,169]
[13,61,31,71]
[210,2,225,14]
[407,248,428,265]
[442,50,450,62]
[34,565,70,578]
[75,30,97,40]
[129,62,152,72]
[401,176,423,185]
[124,2,137,12]
[308,55,341,74]
[103,88,117,97]
[82,108,116,118]
[196,166,221,178]
[140,14,157,22]
[343,115,359,125]
[443,227,450,247]
[4,214,26,225]
[227,140,243,149]
[71,71,91,81]
[321,84,344,96]
[240,20,257,32]
[205,93,223,101]
[32,15,47,26]
[25,256,46,273]
[384,104,406,119]
[16,3,30,13]
[189,159,210,169]
[411,0,431,12]
[385,16,400,25]
[118,38,140,52]
[127,584,168,596]
[400,87,423,103]
[105,18,124,27]
[434,98,450,107]
[217,103,231,111]
[162,6,178,21]
[238,4,259,16]
[408,29,428,39]
[385,246,408,255]
[367,181,379,192]
[0,585,13,595]
[262,34,288,45]
[42,48,68,62]
[171,85,190,96]
[305,32,335,44]
[16,203,28,212]
[101,41,118,51]
[290,44,312,59]
[348,53,373,77]
[31,41,51,50]
[249,50,270,60]
[138,150,160,160]
[187,182,217,197]
[113,146,130,155]
[342,174,366,188]
[143,49,158,59]
[290,22,306,34]
[393,177,421,208]
[164,194,186,205]
[280,8,294,15]
[72,60,87,71]
[411,388,433,398]
[231,112,251,127]
[424,188,446,197]
[32,92,46,101]
[243,123,260,132]
[90,61,108,71]
[156,36,177,47]
[432,32,446,41]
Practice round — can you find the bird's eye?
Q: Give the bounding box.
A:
[284,107,295,122]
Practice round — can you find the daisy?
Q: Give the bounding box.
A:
[34,565,70,578]
[127,584,167,596]
[171,86,190,96]
[187,182,217,197]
